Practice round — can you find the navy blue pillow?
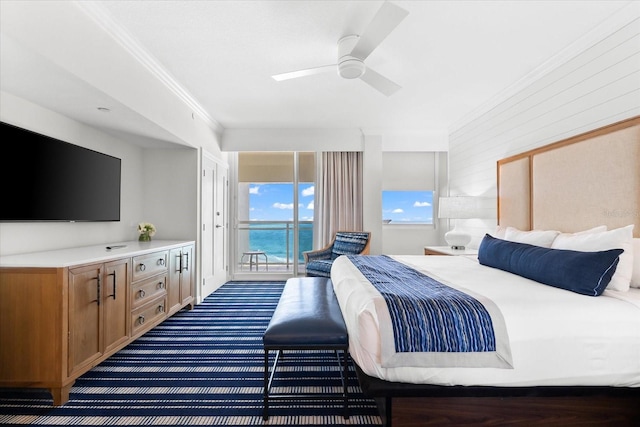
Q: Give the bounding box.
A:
[478,234,623,296]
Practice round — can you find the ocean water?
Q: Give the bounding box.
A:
[249,223,313,263]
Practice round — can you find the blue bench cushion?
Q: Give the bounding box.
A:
[263,277,348,348]
[331,232,370,260]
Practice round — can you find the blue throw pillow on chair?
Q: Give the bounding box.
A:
[331,232,370,260]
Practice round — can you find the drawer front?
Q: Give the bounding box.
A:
[131,295,167,336]
[132,251,168,281]
[131,274,167,308]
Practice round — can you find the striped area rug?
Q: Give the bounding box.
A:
[0,281,382,426]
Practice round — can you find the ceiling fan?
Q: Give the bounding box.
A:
[272,1,409,97]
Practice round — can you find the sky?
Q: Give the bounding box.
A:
[382,190,433,223]
[249,183,314,221]
[249,183,433,224]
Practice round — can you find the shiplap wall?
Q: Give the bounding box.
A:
[447,8,640,248]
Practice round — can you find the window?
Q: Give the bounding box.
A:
[236,152,315,275]
[381,152,437,225]
[382,190,434,224]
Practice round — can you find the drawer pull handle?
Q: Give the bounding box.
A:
[158,304,165,313]
[139,289,146,298]
[158,258,165,266]
[157,281,165,289]
[138,315,145,325]
[139,263,146,272]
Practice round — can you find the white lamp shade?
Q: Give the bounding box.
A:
[439,196,495,249]
[438,196,496,219]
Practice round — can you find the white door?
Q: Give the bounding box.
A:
[201,152,228,300]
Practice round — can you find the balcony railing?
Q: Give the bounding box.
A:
[237,220,313,272]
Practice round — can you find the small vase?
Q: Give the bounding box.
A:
[139,233,151,242]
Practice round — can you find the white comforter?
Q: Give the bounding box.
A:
[331,254,640,387]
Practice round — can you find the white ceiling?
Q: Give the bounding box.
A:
[0,0,634,148]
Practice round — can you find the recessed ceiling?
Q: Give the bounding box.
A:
[0,0,633,147]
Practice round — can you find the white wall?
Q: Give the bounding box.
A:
[141,149,199,241]
[448,5,640,247]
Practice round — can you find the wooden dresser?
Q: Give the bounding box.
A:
[0,240,195,405]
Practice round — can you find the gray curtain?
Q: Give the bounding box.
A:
[315,151,364,247]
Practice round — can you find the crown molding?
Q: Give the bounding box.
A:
[76,1,224,135]
[450,1,640,133]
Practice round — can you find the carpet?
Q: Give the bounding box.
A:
[0,281,382,426]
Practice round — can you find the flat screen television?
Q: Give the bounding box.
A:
[1,121,121,222]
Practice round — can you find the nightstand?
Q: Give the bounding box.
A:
[424,246,478,256]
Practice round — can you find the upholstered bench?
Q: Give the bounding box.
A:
[262,277,349,421]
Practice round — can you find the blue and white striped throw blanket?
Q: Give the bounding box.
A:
[346,255,513,369]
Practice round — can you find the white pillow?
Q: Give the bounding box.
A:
[552,225,608,239]
[574,225,608,234]
[491,225,507,239]
[504,227,560,248]
[551,225,634,292]
[631,238,640,289]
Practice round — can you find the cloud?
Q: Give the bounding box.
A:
[273,202,294,210]
[392,208,404,213]
[249,186,260,195]
[302,185,314,197]
[306,201,314,210]
[413,201,432,207]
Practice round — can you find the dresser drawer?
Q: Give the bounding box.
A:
[131,295,167,336]
[132,251,168,281]
[131,274,167,308]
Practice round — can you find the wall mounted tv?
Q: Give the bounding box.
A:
[1,121,121,222]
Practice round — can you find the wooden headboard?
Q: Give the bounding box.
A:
[497,116,640,238]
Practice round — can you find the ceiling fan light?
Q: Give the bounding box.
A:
[338,58,366,79]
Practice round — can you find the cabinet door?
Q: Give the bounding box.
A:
[180,245,194,306]
[103,259,130,354]
[167,248,182,315]
[68,264,102,375]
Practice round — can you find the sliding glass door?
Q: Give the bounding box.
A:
[234,152,315,278]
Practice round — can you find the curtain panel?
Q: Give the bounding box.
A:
[316,152,364,247]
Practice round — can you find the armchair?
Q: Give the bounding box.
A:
[303,231,371,277]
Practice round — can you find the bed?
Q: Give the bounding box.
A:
[331,116,640,426]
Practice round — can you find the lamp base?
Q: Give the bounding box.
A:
[444,225,471,250]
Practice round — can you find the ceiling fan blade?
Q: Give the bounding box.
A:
[350,2,409,60]
[360,68,401,96]
[272,64,335,81]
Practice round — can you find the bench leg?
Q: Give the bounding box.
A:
[338,349,350,419]
[263,350,269,421]
[264,349,282,420]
